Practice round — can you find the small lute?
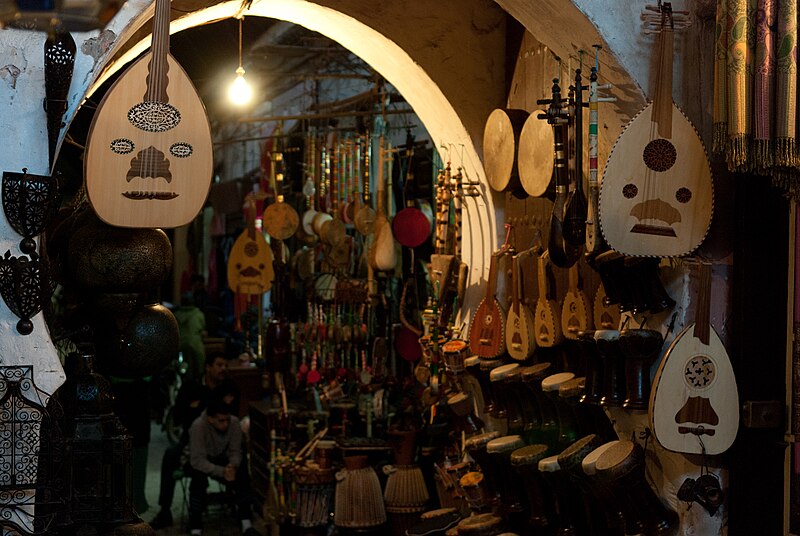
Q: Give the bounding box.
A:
[533,250,563,348]
[593,282,621,330]
[263,148,300,240]
[506,249,537,361]
[599,3,712,257]
[650,261,738,455]
[85,0,212,228]
[469,246,509,358]
[227,199,274,295]
[561,261,592,340]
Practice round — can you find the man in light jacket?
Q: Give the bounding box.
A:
[187,396,259,536]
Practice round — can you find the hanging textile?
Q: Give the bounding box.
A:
[754,0,776,171]
[714,0,800,195]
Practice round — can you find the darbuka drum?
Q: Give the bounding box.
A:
[475,358,504,417]
[485,435,526,513]
[557,435,611,534]
[538,455,586,536]
[464,432,500,505]
[442,339,470,373]
[510,444,553,530]
[576,330,603,404]
[618,329,663,410]
[488,363,520,425]
[594,440,677,536]
[459,471,489,513]
[541,372,578,450]
[447,392,485,438]
[594,330,625,407]
[520,363,559,449]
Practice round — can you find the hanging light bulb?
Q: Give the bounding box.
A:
[228,16,253,106]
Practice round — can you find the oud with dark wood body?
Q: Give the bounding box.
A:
[469,247,508,358]
[85,0,213,228]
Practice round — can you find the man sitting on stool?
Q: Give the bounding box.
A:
[149,352,240,530]
[188,396,259,536]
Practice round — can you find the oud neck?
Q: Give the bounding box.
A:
[568,262,579,291]
[573,68,584,192]
[651,19,674,138]
[486,249,502,299]
[146,0,172,103]
[693,262,712,345]
[537,252,549,300]
[511,254,522,313]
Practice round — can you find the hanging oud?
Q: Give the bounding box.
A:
[227,200,274,295]
[505,249,537,361]
[561,261,592,340]
[598,3,712,257]
[533,250,563,348]
[468,245,509,358]
[85,0,213,228]
[649,262,738,455]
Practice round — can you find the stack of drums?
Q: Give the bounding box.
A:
[292,464,336,529]
[335,456,386,532]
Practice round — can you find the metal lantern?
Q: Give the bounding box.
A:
[0,365,64,535]
[2,169,61,255]
[0,0,122,32]
[55,347,137,526]
[0,251,55,335]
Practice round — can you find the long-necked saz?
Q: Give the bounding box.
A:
[650,262,738,455]
[598,2,712,257]
[85,0,213,228]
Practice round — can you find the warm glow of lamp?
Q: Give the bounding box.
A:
[229,66,252,105]
[228,16,253,106]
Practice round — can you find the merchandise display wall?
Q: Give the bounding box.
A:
[0,1,787,536]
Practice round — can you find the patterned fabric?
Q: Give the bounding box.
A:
[714,0,800,195]
[754,0,777,170]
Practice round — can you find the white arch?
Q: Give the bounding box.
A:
[89,0,499,320]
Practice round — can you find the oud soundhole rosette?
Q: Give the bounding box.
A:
[127,101,181,132]
[642,138,677,172]
[683,355,716,390]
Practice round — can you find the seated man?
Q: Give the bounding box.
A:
[188,397,259,536]
[149,352,240,530]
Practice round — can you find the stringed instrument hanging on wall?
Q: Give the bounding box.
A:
[650,261,738,455]
[598,2,712,257]
[85,0,213,228]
